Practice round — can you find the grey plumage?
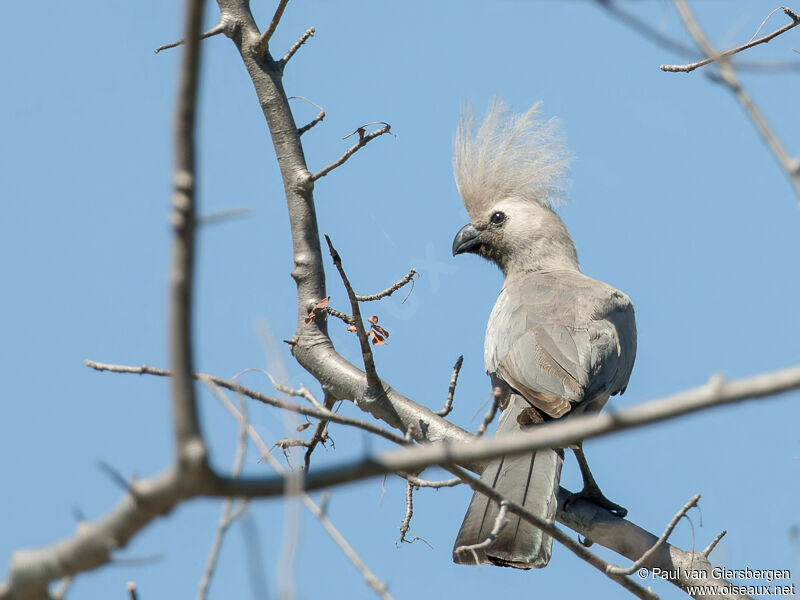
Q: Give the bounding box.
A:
[451,98,637,569]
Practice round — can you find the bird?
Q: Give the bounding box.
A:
[450,98,637,569]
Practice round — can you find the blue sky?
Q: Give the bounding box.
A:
[1,1,799,599]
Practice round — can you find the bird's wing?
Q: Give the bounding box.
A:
[485,271,636,418]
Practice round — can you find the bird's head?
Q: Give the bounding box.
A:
[451,98,579,276]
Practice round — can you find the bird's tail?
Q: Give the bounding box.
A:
[452,397,563,569]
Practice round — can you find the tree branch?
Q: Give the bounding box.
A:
[436,355,463,417]
[670,0,800,200]
[213,388,393,600]
[661,7,800,73]
[281,26,315,65]
[594,0,800,73]
[253,0,289,58]
[154,23,225,54]
[355,268,417,302]
[170,0,207,469]
[606,493,700,576]
[311,124,392,181]
[289,96,325,136]
[196,389,249,600]
[84,360,409,447]
[324,235,383,394]
[6,359,794,597]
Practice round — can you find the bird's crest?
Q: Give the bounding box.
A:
[453,97,572,220]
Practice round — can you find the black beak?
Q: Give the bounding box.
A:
[452,223,481,256]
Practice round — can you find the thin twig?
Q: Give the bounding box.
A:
[303,393,336,471]
[273,437,313,450]
[7,354,797,597]
[254,0,290,58]
[475,392,500,437]
[395,482,433,548]
[396,481,414,544]
[323,236,383,393]
[311,125,392,181]
[606,493,700,575]
[594,0,800,73]
[661,7,800,73]
[437,355,464,417]
[355,269,417,302]
[453,501,509,564]
[154,23,225,54]
[396,472,463,488]
[197,383,250,600]
[127,581,139,600]
[290,96,325,136]
[232,367,322,409]
[85,360,407,446]
[87,359,800,487]
[282,26,315,65]
[671,0,800,199]
[325,306,355,325]
[702,530,727,557]
[214,392,394,600]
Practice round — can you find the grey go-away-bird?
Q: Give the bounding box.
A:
[451,99,637,569]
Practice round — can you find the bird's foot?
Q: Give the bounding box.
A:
[565,486,628,518]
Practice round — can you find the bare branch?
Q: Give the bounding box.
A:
[474,391,500,437]
[85,360,408,447]
[396,472,463,488]
[197,385,249,600]
[661,7,800,73]
[355,269,417,302]
[702,530,727,558]
[232,366,322,409]
[325,305,355,326]
[324,235,383,393]
[606,493,700,576]
[96,461,138,496]
[311,124,392,181]
[253,0,290,58]
[170,0,207,467]
[212,0,469,447]
[282,26,315,65]
[154,23,225,54]
[303,393,337,471]
[127,582,138,600]
[594,0,800,73]
[671,0,800,200]
[290,96,325,136]
[396,481,415,544]
[453,501,509,564]
[7,356,793,597]
[213,391,393,600]
[396,482,433,548]
[301,495,394,600]
[437,355,463,417]
[87,359,800,489]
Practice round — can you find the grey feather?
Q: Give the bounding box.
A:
[453,395,563,569]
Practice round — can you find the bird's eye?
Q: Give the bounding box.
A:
[490,211,506,225]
